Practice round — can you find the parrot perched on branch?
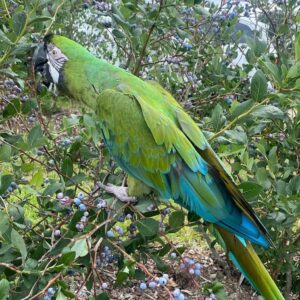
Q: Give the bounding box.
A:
[33,35,284,300]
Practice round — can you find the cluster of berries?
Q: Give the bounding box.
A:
[1,181,18,199]
[179,257,203,277]
[43,287,55,300]
[139,274,185,299]
[98,246,118,266]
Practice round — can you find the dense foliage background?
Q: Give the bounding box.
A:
[0,0,299,299]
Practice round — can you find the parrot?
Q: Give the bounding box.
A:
[33,34,284,300]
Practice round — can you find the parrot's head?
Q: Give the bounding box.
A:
[33,34,92,88]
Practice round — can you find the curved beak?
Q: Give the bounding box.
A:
[33,42,48,73]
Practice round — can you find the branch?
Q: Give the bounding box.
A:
[133,0,164,75]
[208,97,270,141]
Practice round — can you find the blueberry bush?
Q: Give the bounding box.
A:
[0,0,299,299]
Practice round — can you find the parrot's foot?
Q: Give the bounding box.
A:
[97,182,137,203]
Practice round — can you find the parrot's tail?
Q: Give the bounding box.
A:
[212,225,284,300]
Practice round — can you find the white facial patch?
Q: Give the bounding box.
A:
[46,43,68,84]
[47,59,60,84]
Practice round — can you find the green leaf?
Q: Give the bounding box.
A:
[43,182,62,196]
[0,174,13,194]
[12,11,27,36]
[169,211,185,228]
[71,239,88,258]
[0,211,10,236]
[239,182,263,199]
[211,104,225,131]
[56,291,67,300]
[11,228,27,264]
[137,218,159,237]
[0,144,12,162]
[116,271,129,285]
[59,251,76,266]
[287,61,300,79]
[0,279,9,300]
[295,33,300,62]
[95,292,109,300]
[28,125,46,148]
[61,157,73,178]
[30,169,44,188]
[151,254,169,272]
[28,16,52,26]
[251,105,284,119]
[251,70,267,101]
[2,98,21,119]
[66,173,87,186]
[230,100,254,120]
[0,29,13,45]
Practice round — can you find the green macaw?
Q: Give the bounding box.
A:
[33,34,284,299]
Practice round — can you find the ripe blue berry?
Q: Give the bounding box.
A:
[189,268,195,275]
[170,252,177,259]
[74,198,81,206]
[79,203,86,211]
[195,269,201,276]
[101,282,108,289]
[173,288,181,297]
[195,263,202,270]
[158,277,167,285]
[107,230,114,238]
[140,282,147,290]
[78,192,84,200]
[56,192,64,200]
[148,281,157,288]
[54,229,61,237]
[43,296,51,300]
[187,258,194,265]
[177,293,185,300]
[47,287,55,295]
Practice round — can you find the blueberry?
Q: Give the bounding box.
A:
[126,213,132,219]
[48,159,55,166]
[79,203,86,211]
[47,287,55,295]
[148,281,157,288]
[74,198,81,206]
[195,263,202,269]
[117,228,124,235]
[56,192,64,200]
[179,263,185,270]
[195,269,201,276]
[76,223,84,231]
[189,268,195,275]
[140,282,147,290]
[162,273,169,280]
[43,296,51,300]
[84,211,89,217]
[228,12,237,20]
[187,258,194,265]
[173,288,181,297]
[177,293,185,300]
[170,252,177,259]
[54,229,61,237]
[80,216,87,223]
[28,116,34,123]
[44,178,49,184]
[101,282,108,289]
[107,230,114,238]
[10,182,17,189]
[158,277,167,285]
[78,192,84,200]
[37,150,44,156]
